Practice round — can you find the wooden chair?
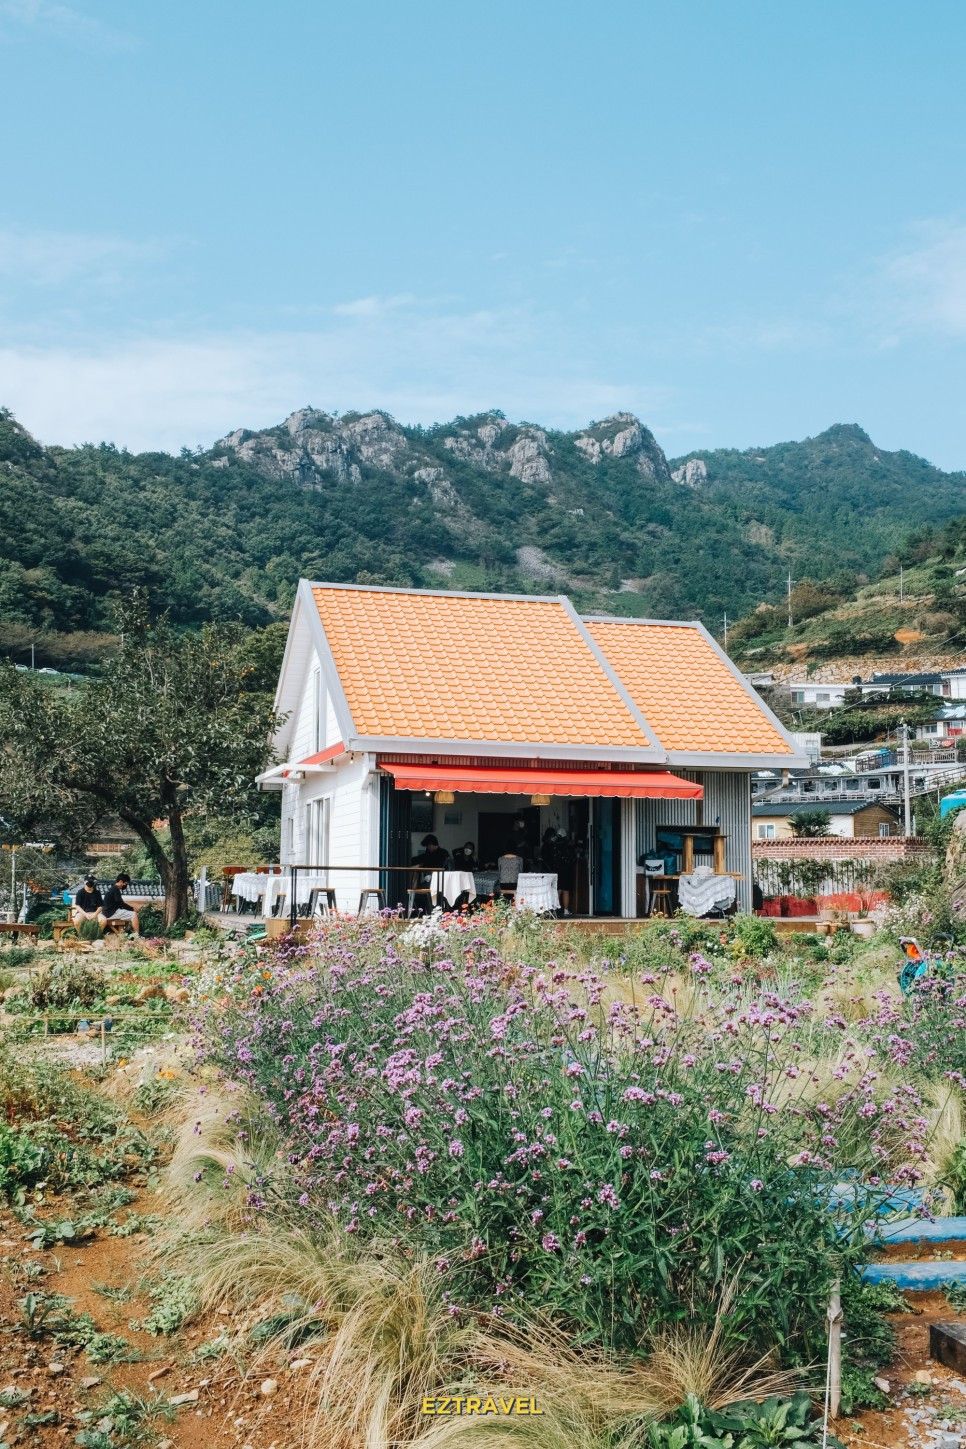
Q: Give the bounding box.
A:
[357,889,387,916]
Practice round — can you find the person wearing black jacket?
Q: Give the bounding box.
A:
[72,875,103,926]
[97,873,139,934]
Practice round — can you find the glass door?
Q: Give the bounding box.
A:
[591,798,622,916]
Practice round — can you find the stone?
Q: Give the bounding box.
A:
[288,1358,312,1371]
[260,1378,278,1398]
[148,1364,171,1382]
[169,1390,200,1406]
[157,1440,174,1448]
[79,1377,100,1389]
[873,1376,891,1393]
[163,985,189,1004]
[915,1369,934,1385]
[47,1363,65,1376]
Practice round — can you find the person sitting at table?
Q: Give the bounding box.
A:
[97,872,139,934]
[72,875,103,926]
[497,840,523,897]
[453,840,479,871]
[411,834,450,896]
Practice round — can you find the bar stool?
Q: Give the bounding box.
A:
[357,889,387,916]
[406,885,435,917]
[309,888,338,917]
[649,878,674,918]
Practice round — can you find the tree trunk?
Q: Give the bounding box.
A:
[164,806,191,928]
[117,806,188,929]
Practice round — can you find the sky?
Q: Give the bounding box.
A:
[1,0,965,466]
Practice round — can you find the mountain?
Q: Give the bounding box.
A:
[2,406,965,671]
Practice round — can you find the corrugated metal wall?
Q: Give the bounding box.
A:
[634,770,753,911]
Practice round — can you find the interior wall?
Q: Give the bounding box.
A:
[408,795,570,865]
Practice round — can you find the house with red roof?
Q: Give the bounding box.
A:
[262,582,804,917]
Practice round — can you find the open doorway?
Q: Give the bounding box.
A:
[477,806,541,868]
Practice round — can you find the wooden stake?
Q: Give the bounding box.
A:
[101,1020,106,1069]
[828,1277,842,1422]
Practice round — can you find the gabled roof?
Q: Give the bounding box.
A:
[273,582,805,767]
[752,800,899,818]
[584,616,796,764]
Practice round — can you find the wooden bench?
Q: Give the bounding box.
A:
[0,922,40,943]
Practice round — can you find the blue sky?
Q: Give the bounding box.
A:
[2,0,965,466]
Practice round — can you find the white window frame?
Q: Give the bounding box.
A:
[756,823,776,840]
[303,797,330,872]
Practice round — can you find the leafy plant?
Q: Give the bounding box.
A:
[648,1393,845,1449]
[136,1276,200,1336]
[0,1123,46,1202]
[28,958,103,1011]
[943,1280,966,1313]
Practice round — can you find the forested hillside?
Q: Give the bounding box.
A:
[2,405,964,670]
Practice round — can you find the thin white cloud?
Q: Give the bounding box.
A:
[0,304,673,453]
[332,293,415,318]
[876,221,966,338]
[0,0,137,51]
[0,226,166,289]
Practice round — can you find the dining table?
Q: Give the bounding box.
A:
[427,870,477,908]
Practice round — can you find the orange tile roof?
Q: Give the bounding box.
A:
[312,587,652,748]
[585,620,794,756]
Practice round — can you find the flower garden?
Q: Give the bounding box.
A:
[175,905,966,1446]
[4,901,966,1448]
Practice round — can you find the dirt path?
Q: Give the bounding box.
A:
[0,1073,308,1449]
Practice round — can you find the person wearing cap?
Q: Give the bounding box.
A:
[72,875,104,925]
[97,872,139,934]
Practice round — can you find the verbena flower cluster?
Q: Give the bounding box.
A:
[194,917,928,1355]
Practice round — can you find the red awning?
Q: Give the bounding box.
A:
[379,762,703,800]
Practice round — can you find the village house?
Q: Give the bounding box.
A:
[261,583,804,918]
[752,799,901,840]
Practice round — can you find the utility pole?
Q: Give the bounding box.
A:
[787,572,794,629]
[30,643,34,670]
[723,613,728,652]
[899,566,904,604]
[901,720,912,836]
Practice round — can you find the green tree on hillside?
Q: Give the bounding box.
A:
[0,599,277,926]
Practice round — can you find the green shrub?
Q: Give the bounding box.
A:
[28,958,103,1011]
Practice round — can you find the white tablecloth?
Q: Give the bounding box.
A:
[514,873,559,914]
[428,870,476,907]
[230,872,274,906]
[677,869,736,917]
[230,872,330,914]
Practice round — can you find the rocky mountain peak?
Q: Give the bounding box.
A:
[574,413,671,483]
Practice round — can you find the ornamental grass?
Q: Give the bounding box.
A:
[189,916,929,1364]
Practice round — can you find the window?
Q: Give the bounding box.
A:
[303,797,330,867]
[867,777,881,790]
[879,822,891,837]
[756,823,776,839]
[816,692,830,703]
[792,690,805,703]
[846,778,860,789]
[822,780,839,791]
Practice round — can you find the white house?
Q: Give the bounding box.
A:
[263,583,806,917]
